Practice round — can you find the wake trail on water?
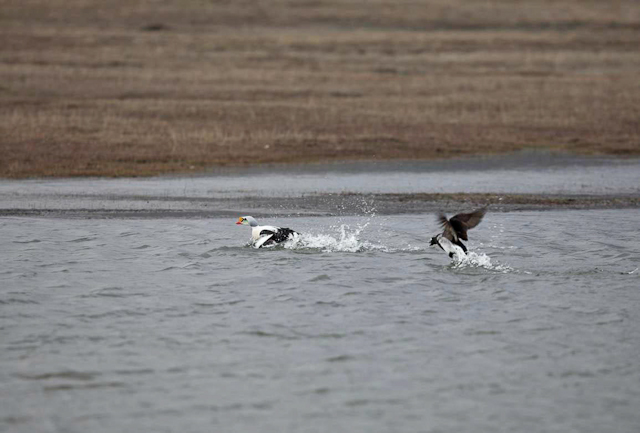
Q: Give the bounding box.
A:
[249,226,519,274]
[283,200,424,253]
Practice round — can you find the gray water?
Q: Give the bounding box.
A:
[2,209,640,433]
[2,152,640,433]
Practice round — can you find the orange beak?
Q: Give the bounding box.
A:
[236,221,241,225]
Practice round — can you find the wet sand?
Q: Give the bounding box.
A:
[2,193,639,219]
[2,152,638,219]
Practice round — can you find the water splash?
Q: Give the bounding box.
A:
[279,203,383,252]
[284,223,387,253]
[451,251,514,273]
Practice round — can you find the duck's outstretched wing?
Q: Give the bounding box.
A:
[438,207,487,242]
[437,213,457,242]
[451,207,487,229]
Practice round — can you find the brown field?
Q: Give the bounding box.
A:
[1,0,639,178]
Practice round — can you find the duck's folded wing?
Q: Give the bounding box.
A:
[258,227,298,244]
[271,227,298,243]
[254,233,275,248]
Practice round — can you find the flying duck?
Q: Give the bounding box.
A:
[430,207,487,257]
[236,216,299,248]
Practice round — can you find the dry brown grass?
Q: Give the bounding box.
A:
[1,0,639,177]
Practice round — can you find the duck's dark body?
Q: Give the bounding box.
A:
[236,216,300,248]
[258,227,298,247]
[430,234,468,253]
[430,207,487,256]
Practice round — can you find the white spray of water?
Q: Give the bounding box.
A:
[281,197,390,253]
[450,250,514,273]
[284,222,388,253]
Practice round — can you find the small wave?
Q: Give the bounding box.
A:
[451,251,514,273]
[12,239,41,244]
[0,298,39,305]
[67,236,97,243]
[15,371,99,381]
[44,381,126,392]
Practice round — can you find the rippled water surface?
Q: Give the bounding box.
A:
[2,209,639,433]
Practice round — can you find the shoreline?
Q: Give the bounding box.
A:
[2,192,639,220]
[1,151,638,218]
[3,148,640,181]
[2,149,639,181]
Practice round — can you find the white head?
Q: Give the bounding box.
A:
[236,216,258,227]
